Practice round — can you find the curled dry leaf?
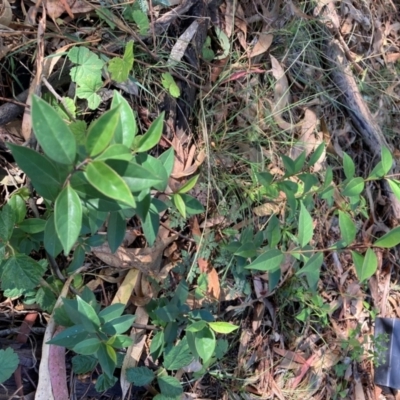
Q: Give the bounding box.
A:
[43,0,94,19]
[249,32,273,58]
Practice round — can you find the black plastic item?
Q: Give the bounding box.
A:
[374,317,400,389]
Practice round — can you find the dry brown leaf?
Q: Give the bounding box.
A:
[169,20,199,64]
[270,55,290,114]
[249,32,273,58]
[224,0,235,38]
[290,109,317,159]
[43,0,93,19]
[252,301,265,332]
[0,0,12,26]
[253,202,280,217]
[112,269,140,305]
[198,258,220,301]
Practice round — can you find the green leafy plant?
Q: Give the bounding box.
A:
[0,348,19,384]
[47,287,134,391]
[124,280,238,398]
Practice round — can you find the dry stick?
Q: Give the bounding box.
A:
[325,39,400,220]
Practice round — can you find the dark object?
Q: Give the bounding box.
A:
[374,317,400,389]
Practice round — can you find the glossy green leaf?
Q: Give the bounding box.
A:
[293,150,306,174]
[281,154,295,176]
[85,161,136,207]
[265,214,281,248]
[158,147,174,177]
[107,334,133,349]
[296,252,323,291]
[55,184,82,254]
[342,152,355,179]
[73,338,101,355]
[1,254,46,293]
[126,367,155,386]
[108,41,134,83]
[134,154,168,191]
[8,195,26,224]
[374,226,400,248]
[101,315,135,335]
[186,321,207,333]
[176,175,199,194]
[47,324,90,348]
[135,112,164,152]
[245,248,284,271]
[19,218,46,234]
[298,202,313,248]
[106,159,164,192]
[95,144,132,161]
[107,211,126,253]
[172,193,186,218]
[149,330,164,360]
[97,343,117,378]
[0,204,15,242]
[86,106,121,157]
[387,179,400,202]
[342,177,364,197]
[31,95,76,164]
[181,194,204,215]
[76,296,101,332]
[308,142,325,167]
[8,144,62,200]
[111,91,137,147]
[194,326,216,363]
[338,210,356,245]
[99,303,125,323]
[0,348,19,384]
[208,322,239,334]
[381,147,393,176]
[352,249,377,282]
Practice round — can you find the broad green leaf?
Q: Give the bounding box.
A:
[95,373,118,392]
[76,74,103,110]
[8,195,26,224]
[172,193,186,218]
[86,107,121,157]
[73,338,101,355]
[296,252,323,291]
[111,91,137,147]
[298,202,313,248]
[31,95,76,165]
[97,343,117,378]
[134,153,169,191]
[108,41,134,83]
[141,198,167,246]
[338,210,356,245]
[342,152,355,179]
[381,147,393,175]
[134,112,165,152]
[35,286,56,313]
[256,171,274,187]
[186,321,207,332]
[66,244,85,273]
[163,338,193,370]
[131,9,150,35]
[47,324,90,348]
[0,204,15,242]
[352,249,377,282]
[215,338,229,360]
[368,161,385,180]
[76,296,101,332]
[157,147,174,179]
[293,151,306,174]
[374,226,400,248]
[107,335,133,348]
[265,214,281,248]
[101,315,135,335]
[19,218,46,234]
[1,254,46,292]
[107,211,126,253]
[308,142,325,167]
[99,303,125,323]
[106,159,165,192]
[68,47,105,82]
[281,154,296,176]
[8,144,62,200]
[176,175,199,194]
[387,179,400,202]
[342,177,364,197]
[55,184,82,254]
[194,326,216,363]
[245,248,284,271]
[214,27,230,60]
[72,355,97,374]
[149,330,164,360]
[95,144,132,161]
[0,348,19,384]
[126,367,155,386]
[85,161,136,207]
[208,322,239,334]
[180,194,204,215]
